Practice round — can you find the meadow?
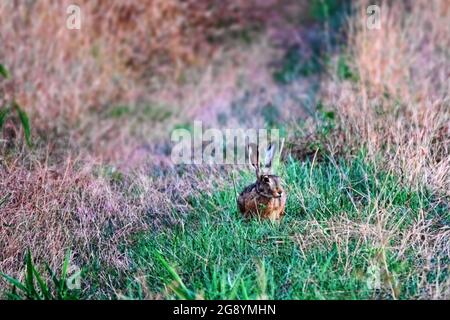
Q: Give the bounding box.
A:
[0,0,448,299]
[127,154,448,299]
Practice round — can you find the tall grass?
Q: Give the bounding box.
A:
[0,250,80,300]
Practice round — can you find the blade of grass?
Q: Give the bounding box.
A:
[32,266,51,300]
[228,266,247,299]
[45,262,60,286]
[0,106,10,130]
[156,252,196,299]
[0,272,29,293]
[240,279,250,300]
[13,101,32,147]
[25,250,39,299]
[60,250,71,294]
[0,64,9,78]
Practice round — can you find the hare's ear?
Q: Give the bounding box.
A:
[248,143,259,178]
[264,143,276,170]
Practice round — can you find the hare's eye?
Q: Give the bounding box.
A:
[263,176,270,183]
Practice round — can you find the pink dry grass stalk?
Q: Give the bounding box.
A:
[0,149,223,296]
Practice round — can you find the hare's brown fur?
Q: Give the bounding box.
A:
[237,181,286,220]
[237,142,286,221]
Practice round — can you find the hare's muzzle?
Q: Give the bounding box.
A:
[273,190,283,198]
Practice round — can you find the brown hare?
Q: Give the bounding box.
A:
[237,143,286,221]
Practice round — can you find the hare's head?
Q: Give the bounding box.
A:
[248,143,284,198]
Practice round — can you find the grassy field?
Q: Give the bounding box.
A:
[0,0,449,300]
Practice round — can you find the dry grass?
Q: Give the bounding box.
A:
[0,0,272,136]
[0,153,142,294]
[0,149,226,296]
[322,0,449,195]
[310,0,450,298]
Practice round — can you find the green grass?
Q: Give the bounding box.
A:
[0,250,81,300]
[273,47,323,84]
[126,153,442,299]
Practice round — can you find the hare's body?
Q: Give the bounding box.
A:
[237,143,286,221]
[238,182,286,220]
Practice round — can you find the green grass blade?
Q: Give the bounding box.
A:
[0,272,29,293]
[44,262,60,288]
[25,250,40,299]
[60,250,71,294]
[320,251,335,275]
[32,265,51,300]
[169,283,192,300]
[156,253,184,289]
[0,106,10,130]
[0,64,9,78]
[227,266,247,299]
[156,252,196,299]
[6,287,23,300]
[240,279,250,300]
[12,101,32,147]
